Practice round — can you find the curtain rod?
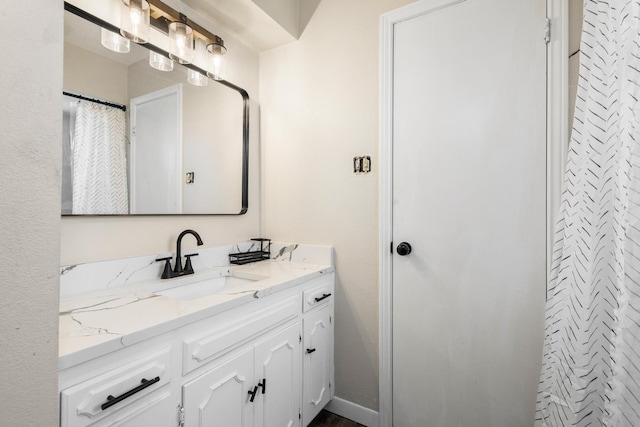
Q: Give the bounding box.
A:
[63,91,127,112]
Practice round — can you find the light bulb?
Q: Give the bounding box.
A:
[206,40,227,81]
[120,0,150,44]
[169,21,193,64]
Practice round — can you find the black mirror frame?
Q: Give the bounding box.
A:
[63,2,249,215]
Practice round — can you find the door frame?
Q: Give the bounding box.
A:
[129,84,183,214]
[377,1,568,425]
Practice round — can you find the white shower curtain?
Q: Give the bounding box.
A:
[536,1,640,426]
[72,100,128,215]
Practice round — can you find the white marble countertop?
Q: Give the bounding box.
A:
[59,260,334,370]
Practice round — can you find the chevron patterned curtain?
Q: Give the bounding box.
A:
[71,101,128,215]
[535,1,640,426]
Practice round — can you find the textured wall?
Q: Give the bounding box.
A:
[0,1,62,425]
[260,0,414,410]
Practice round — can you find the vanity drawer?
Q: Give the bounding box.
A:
[183,296,298,375]
[303,277,334,313]
[60,348,171,427]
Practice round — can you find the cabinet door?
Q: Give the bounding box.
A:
[182,348,254,427]
[254,323,302,427]
[302,306,333,426]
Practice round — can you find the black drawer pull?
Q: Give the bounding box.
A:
[314,293,332,303]
[248,385,259,402]
[101,376,160,411]
[306,348,317,354]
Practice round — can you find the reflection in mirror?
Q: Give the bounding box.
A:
[62,7,249,215]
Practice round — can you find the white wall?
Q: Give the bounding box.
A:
[568,0,583,129]
[64,43,128,105]
[260,0,414,410]
[60,0,261,265]
[0,1,62,425]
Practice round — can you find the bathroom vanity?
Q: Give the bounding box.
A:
[58,243,334,427]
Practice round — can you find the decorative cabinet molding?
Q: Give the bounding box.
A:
[59,273,335,427]
[303,305,334,426]
[182,347,255,427]
[253,322,302,427]
[60,348,172,427]
[183,296,299,375]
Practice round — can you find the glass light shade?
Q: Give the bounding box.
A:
[188,40,209,86]
[120,0,150,43]
[169,22,193,64]
[206,42,227,81]
[101,28,130,53]
[188,69,208,86]
[149,51,173,72]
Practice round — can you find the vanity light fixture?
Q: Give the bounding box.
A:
[100,28,130,53]
[146,0,228,80]
[120,0,150,43]
[149,50,173,71]
[206,36,227,81]
[168,14,193,64]
[113,0,229,80]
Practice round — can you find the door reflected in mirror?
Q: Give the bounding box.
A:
[62,8,248,215]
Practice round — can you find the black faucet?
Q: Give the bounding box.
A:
[156,229,204,279]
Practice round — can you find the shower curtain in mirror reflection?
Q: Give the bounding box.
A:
[72,101,128,214]
[536,1,640,426]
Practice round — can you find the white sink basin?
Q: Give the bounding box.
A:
[155,272,266,301]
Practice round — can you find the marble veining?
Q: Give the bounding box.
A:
[59,243,334,371]
[273,244,299,261]
[60,242,333,298]
[60,265,77,275]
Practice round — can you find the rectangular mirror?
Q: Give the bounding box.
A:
[62,4,249,215]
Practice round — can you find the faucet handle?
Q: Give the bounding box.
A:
[155,257,173,279]
[184,253,199,275]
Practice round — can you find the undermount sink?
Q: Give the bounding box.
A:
[155,272,267,301]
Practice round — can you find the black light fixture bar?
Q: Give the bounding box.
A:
[147,0,224,49]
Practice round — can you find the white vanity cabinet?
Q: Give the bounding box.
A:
[59,272,335,427]
[182,346,255,427]
[253,322,302,427]
[182,322,302,427]
[59,347,176,427]
[301,282,334,427]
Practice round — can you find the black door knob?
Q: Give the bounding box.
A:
[396,242,412,256]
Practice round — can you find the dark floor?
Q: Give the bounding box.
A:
[308,410,365,427]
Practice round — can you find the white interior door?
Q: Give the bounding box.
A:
[130,84,182,214]
[389,0,547,426]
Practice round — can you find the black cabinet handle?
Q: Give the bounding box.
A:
[258,379,266,394]
[248,385,259,402]
[101,376,160,411]
[314,293,332,303]
[306,348,316,354]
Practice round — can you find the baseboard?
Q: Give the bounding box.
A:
[325,397,379,427]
